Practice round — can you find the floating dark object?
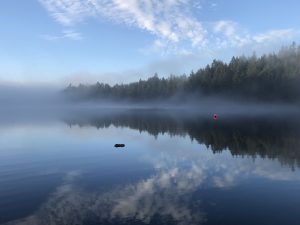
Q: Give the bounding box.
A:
[213,113,218,120]
[114,144,125,148]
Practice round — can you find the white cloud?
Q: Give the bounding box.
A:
[62,29,83,40]
[238,29,299,50]
[38,0,300,58]
[39,0,206,46]
[211,22,300,51]
[253,29,297,43]
[211,3,218,8]
[41,29,83,41]
[213,20,237,37]
[38,0,96,26]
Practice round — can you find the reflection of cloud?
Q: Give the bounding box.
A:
[110,166,206,225]
[4,139,300,225]
[4,162,207,225]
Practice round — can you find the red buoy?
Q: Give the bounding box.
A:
[213,113,218,120]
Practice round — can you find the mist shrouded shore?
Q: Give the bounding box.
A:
[1,44,300,113]
[63,44,300,104]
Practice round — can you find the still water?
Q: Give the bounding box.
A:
[1,109,300,225]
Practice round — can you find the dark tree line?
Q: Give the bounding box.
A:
[64,44,300,102]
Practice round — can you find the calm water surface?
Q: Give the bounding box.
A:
[1,109,300,225]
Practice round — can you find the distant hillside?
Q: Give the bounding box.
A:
[63,44,300,103]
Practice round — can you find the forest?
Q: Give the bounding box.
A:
[63,44,300,103]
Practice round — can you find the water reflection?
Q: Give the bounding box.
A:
[65,110,300,168]
[2,110,300,225]
[4,147,300,225]
[4,149,300,225]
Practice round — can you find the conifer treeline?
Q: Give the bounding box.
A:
[64,44,300,102]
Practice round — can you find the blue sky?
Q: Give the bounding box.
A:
[0,0,300,85]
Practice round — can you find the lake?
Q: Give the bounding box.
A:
[1,109,300,225]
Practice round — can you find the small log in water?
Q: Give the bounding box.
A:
[114,144,125,148]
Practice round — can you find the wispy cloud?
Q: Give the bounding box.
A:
[211,20,300,51]
[41,29,83,41]
[210,3,218,8]
[39,0,300,54]
[39,0,206,46]
[213,20,237,37]
[38,0,96,26]
[253,29,297,43]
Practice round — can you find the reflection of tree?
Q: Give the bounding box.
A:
[6,114,300,225]
[187,118,300,169]
[66,110,186,138]
[65,111,300,168]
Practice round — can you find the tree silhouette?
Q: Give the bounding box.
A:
[64,44,300,103]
